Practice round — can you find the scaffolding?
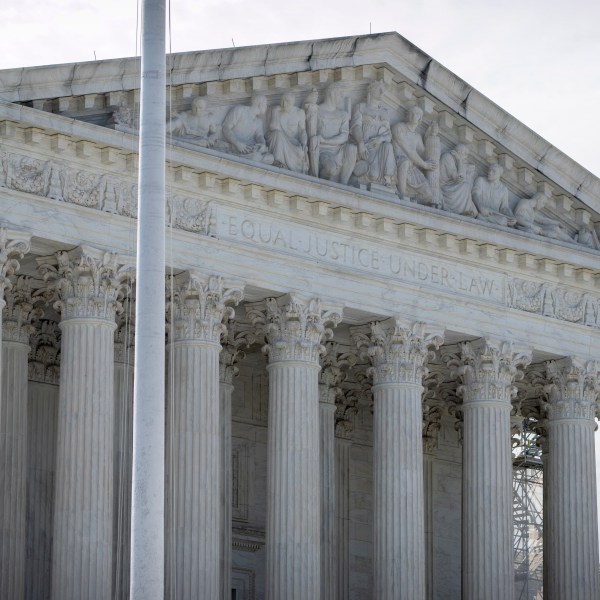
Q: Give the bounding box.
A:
[513,421,544,600]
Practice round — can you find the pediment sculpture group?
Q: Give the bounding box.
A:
[163,81,599,250]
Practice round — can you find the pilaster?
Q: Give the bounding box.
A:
[165,272,243,599]
[456,338,531,600]
[247,294,342,600]
[351,318,444,600]
[544,357,600,600]
[39,246,129,600]
[1,275,39,600]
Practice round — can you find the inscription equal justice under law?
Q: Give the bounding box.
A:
[220,213,505,303]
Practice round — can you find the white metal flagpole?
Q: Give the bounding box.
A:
[130,0,166,597]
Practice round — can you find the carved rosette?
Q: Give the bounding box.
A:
[114,297,135,365]
[28,319,61,384]
[219,320,255,384]
[2,276,43,344]
[545,357,600,423]
[455,339,531,406]
[38,246,131,322]
[0,228,31,307]
[351,318,444,386]
[167,272,243,345]
[246,294,342,364]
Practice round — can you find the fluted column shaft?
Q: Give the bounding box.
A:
[113,353,134,599]
[320,392,337,600]
[0,229,30,599]
[165,272,242,599]
[52,318,116,599]
[167,340,221,598]
[1,339,29,599]
[268,360,321,598]
[335,436,351,600]
[545,358,600,600]
[39,246,126,600]
[423,450,434,600]
[220,378,234,600]
[458,339,530,600]
[248,294,342,600]
[374,381,425,598]
[352,318,443,600]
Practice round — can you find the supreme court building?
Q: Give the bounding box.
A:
[1,32,599,599]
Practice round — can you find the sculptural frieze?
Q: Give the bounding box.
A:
[266,92,308,173]
[350,81,396,188]
[514,191,573,243]
[472,163,516,227]
[167,97,226,150]
[392,105,439,205]
[439,144,478,216]
[221,94,274,164]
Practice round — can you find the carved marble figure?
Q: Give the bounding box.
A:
[166,97,224,149]
[514,192,573,242]
[304,89,320,177]
[351,81,396,187]
[109,103,134,128]
[439,144,478,216]
[472,163,516,227]
[392,106,437,203]
[222,95,274,164]
[576,222,600,250]
[267,93,308,173]
[310,84,357,185]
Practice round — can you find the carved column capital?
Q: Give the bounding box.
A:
[167,272,243,345]
[456,338,531,406]
[545,357,600,423]
[0,228,31,307]
[38,246,132,322]
[422,367,445,453]
[2,276,43,343]
[351,317,444,386]
[219,320,254,384]
[246,293,342,364]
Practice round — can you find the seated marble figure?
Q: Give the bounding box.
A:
[166,97,224,149]
[392,105,437,203]
[222,94,274,164]
[576,222,600,250]
[267,93,308,173]
[351,81,396,187]
[438,144,478,216]
[306,84,357,185]
[472,163,516,227]
[514,191,573,242]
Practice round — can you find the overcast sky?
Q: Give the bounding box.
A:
[2,1,600,176]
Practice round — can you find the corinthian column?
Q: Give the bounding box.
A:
[351,318,443,600]
[545,358,600,599]
[39,247,128,600]
[219,320,253,600]
[456,339,531,600]
[1,275,38,600]
[247,294,342,600]
[165,273,243,599]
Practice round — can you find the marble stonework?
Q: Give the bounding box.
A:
[1,31,600,599]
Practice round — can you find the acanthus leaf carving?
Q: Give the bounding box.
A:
[38,246,132,322]
[2,275,44,343]
[219,319,255,385]
[545,357,600,422]
[28,318,61,384]
[350,317,444,386]
[167,272,243,344]
[246,294,342,364]
[0,227,31,303]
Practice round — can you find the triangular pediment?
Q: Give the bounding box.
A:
[1,32,600,256]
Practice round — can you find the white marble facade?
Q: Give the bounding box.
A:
[1,32,600,599]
